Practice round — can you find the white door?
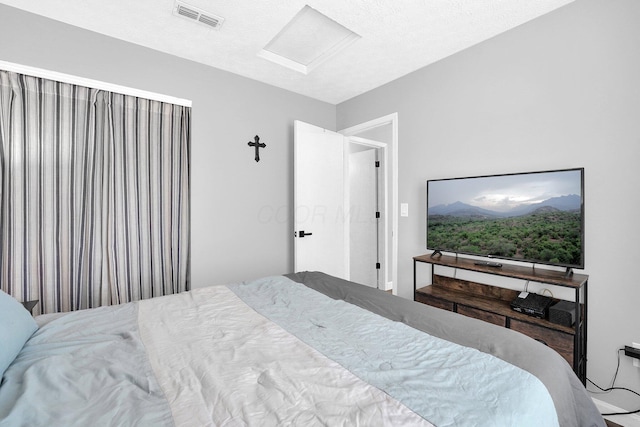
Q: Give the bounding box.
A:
[294,120,346,278]
[349,148,378,287]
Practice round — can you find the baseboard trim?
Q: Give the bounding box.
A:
[593,398,640,427]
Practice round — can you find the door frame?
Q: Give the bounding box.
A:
[339,113,398,295]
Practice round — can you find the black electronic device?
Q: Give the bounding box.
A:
[510,292,553,318]
[474,261,502,268]
[426,168,585,269]
[549,300,576,327]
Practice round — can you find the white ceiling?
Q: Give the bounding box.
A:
[1,0,575,104]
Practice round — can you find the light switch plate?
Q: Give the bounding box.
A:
[400,203,408,217]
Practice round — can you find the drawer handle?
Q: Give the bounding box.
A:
[535,338,549,346]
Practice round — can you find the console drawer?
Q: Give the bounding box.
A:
[510,319,574,366]
[458,305,507,327]
[415,294,454,312]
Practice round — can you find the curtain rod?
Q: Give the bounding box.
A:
[0,60,192,108]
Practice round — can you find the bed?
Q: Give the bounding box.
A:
[0,271,604,426]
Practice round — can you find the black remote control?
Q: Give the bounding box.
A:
[474,261,503,268]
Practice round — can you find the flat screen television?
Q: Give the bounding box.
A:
[426,168,584,269]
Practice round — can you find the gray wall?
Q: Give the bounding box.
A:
[337,0,640,411]
[0,5,336,287]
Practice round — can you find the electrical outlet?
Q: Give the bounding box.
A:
[632,342,640,368]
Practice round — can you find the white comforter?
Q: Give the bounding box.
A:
[139,284,433,426]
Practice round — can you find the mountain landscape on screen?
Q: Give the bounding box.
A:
[429,194,581,218]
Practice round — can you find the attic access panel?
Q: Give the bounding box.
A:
[258,5,360,74]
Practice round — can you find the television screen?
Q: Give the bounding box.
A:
[427,168,584,269]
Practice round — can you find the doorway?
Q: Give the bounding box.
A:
[340,113,398,295]
[293,114,398,294]
[347,139,385,289]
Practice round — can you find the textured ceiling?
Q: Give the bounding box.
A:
[0,0,575,104]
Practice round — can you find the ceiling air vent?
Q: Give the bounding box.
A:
[173,1,225,30]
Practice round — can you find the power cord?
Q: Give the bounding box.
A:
[540,288,554,298]
[587,348,640,416]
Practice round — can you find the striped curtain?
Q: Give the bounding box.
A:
[0,71,190,314]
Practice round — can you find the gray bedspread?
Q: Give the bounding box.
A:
[286,271,605,427]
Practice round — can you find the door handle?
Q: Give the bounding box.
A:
[298,230,313,238]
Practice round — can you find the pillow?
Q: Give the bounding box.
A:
[0,290,38,378]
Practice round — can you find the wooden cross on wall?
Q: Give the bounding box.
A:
[247,135,266,162]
